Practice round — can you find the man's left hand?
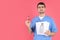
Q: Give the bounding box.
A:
[45,30,51,36]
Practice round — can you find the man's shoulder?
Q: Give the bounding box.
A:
[45,15,54,21]
[46,16,52,19]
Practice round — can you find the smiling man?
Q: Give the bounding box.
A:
[25,2,57,40]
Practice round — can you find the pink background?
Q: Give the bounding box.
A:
[0,0,60,40]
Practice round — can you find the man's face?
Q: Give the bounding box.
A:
[37,5,46,14]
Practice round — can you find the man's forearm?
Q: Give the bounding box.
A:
[49,32,56,36]
[27,26,32,33]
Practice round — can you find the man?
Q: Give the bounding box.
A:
[25,2,57,40]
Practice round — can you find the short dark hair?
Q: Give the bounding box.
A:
[37,2,46,8]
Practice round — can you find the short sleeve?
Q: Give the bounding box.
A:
[50,19,57,32]
[30,18,36,32]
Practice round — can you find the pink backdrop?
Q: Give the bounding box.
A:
[0,0,60,40]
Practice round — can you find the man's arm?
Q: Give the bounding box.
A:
[25,17,32,33]
[45,18,57,36]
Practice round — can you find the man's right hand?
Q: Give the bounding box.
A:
[25,19,31,27]
[25,16,31,27]
[25,16,32,33]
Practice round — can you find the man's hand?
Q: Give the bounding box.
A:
[25,16,31,27]
[25,16,32,33]
[25,20,31,27]
[45,30,51,36]
[45,30,55,36]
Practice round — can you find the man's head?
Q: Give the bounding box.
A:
[37,2,46,14]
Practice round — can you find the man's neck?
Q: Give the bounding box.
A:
[39,13,45,17]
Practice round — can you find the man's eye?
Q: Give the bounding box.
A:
[38,7,41,8]
[42,7,44,8]
[38,7,44,8]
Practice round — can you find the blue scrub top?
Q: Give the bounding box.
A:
[30,16,57,40]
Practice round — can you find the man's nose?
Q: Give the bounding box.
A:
[40,7,43,9]
[40,8,43,10]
